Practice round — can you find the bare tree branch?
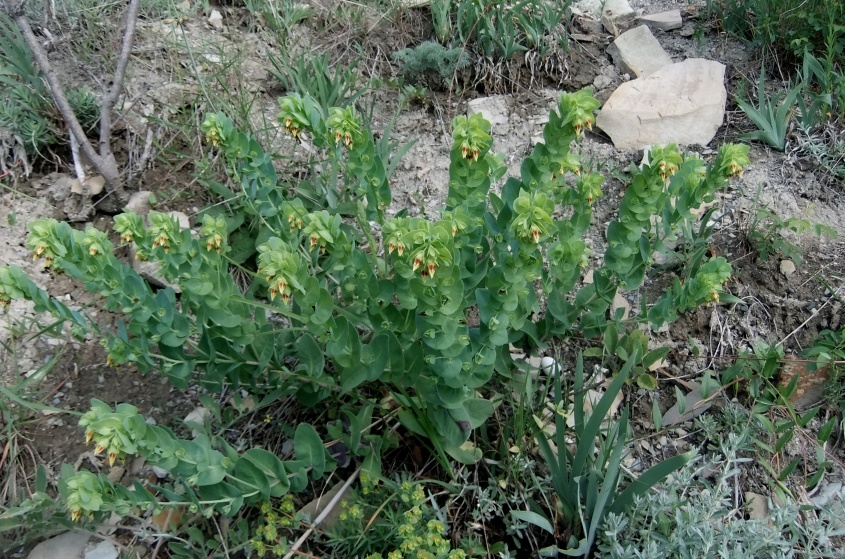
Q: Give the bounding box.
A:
[2,0,142,212]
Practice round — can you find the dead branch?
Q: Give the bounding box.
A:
[2,0,141,213]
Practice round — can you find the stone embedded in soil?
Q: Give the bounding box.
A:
[638,10,683,32]
[124,190,154,216]
[777,356,828,409]
[745,492,770,521]
[208,9,224,30]
[779,259,797,277]
[467,96,509,132]
[600,0,636,35]
[607,25,674,78]
[26,531,89,559]
[596,58,726,150]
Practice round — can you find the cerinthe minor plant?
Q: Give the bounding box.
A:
[0,89,749,523]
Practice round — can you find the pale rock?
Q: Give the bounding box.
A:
[124,191,153,216]
[84,540,119,559]
[810,481,842,508]
[297,482,348,529]
[596,59,727,149]
[572,0,605,18]
[27,531,89,559]
[639,10,683,31]
[168,210,191,230]
[70,175,105,196]
[575,15,604,36]
[745,492,770,521]
[184,406,211,437]
[611,292,630,320]
[607,25,674,78]
[600,0,635,35]
[208,9,224,30]
[152,465,170,479]
[467,96,509,132]
[780,259,797,277]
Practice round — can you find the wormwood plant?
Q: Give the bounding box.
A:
[0,90,749,522]
[392,41,470,87]
[597,425,845,558]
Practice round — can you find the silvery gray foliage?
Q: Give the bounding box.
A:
[596,430,845,558]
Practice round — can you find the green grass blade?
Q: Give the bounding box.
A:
[571,354,632,478]
[609,449,697,515]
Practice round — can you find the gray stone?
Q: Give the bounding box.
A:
[639,10,683,31]
[467,96,509,132]
[596,59,727,149]
[208,9,224,30]
[27,531,89,559]
[168,211,191,230]
[84,541,119,559]
[124,191,153,216]
[601,0,635,35]
[607,25,674,78]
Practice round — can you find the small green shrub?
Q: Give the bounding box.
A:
[597,425,845,558]
[392,41,470,86]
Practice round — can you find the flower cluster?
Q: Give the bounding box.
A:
[648,145,684,182]
[451,113,492,162]
[26,218,68,267]
[327,106,362,148]
[717,143,751,178]
[0,266,24,308]
[250,497,298,557]
[148,212,183,253]
[277,94,312,139]
[558,88,601,135]
[64,470,107,522]
[80,227,112,257]
[113,212,145,244]
[257,237,306,304]
[512,190,554,244]
[201,113,225,147]
[79,400,145,467]
[199,214,227,253]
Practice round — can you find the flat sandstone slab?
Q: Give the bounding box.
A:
[607,25,674,77]
[595,59,727,149]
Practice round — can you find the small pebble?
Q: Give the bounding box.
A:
[779,259,796,277]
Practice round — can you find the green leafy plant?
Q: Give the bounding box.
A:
[455,0,569,61]
[736,65,801,151]
[269,50,365,115]
[0,90,749,525]
[529,354,695,556]
[719,342,838,492]
[431,0,452,44]
[319,477,470,558]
